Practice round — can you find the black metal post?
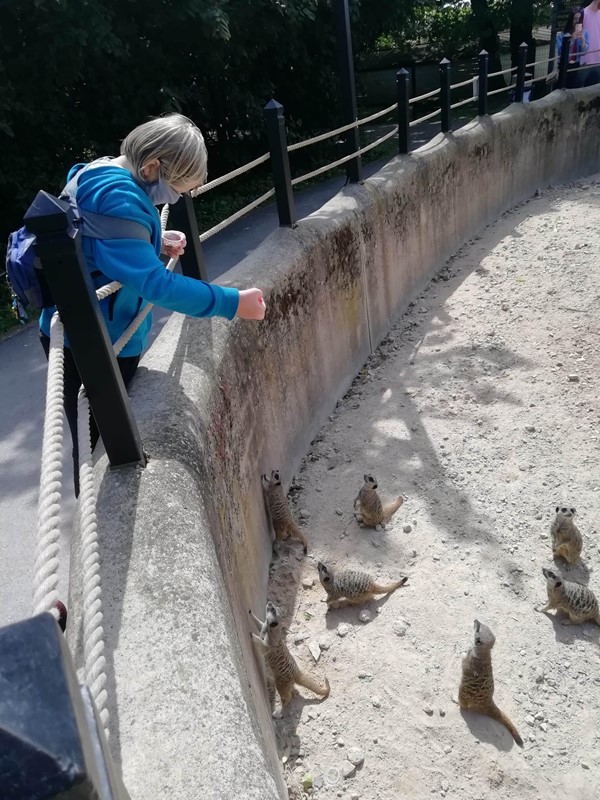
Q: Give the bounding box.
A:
[263,100,296,227]
[440,58,451,133]
[0,613,130,799]
[168,194,208,281]
[558,32,571,89]
[397,69,411,155]
[515,42,528,101]
[478,50,489,116]
[332,0,362,183]
[24,191,146,469]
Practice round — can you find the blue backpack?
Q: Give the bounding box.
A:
[6,159,151,323]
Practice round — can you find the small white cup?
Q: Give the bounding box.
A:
[163,230,186,248]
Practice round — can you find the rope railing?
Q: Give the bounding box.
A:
[357,101,399,126]
[288,101,398,154]
[409,87,440,105]
[191,152,270,197]
[288,120,359,153]
[291,125,400,187]
[450,95,476,111]
[409,107,441,127]
[359,125,399,155]
[487,84,513,97]
[33,313,65,617]
[488,65,517,79]
[291,150,360,186]
[199,188,276,241]
[450,76,476,91]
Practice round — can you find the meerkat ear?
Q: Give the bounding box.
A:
[556,506,560,513]
[555,580,562,588]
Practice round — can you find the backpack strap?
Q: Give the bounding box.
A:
[60,161,152,243]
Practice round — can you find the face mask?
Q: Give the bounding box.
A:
[138,171,181,206]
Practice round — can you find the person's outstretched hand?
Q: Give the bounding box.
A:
[237,288,266,320]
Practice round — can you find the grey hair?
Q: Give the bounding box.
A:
[120,113,208,189]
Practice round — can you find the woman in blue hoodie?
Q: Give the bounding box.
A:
[39,113,266,494]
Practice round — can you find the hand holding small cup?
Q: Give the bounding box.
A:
[162,230,187,259]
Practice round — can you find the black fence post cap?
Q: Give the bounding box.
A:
[479,49,488,56]
[397,68,409,77]
[520,41,529,49]
[264,99,284,114]
[440,57,451,66]
[23,191,71,235]
[0,613,100,798]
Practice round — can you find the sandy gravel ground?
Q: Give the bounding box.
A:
[266,176,600,800]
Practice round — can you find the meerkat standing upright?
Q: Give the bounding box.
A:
[354,474,403,528]
[317,562,408,609]
[249,602,330,705]
[550,505,582,565]
[262,470,308,553]
[536,567,600,625]
[457,619,523,746]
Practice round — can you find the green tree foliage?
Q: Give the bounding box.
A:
[0,0,347,236]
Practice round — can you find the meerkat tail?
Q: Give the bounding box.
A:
[289,522,309,554]
[371,576,408,594]
[382,496,404,522]
[296,671,330,698]
[485,703,523,747]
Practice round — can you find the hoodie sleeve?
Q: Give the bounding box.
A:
[82,174,240,320]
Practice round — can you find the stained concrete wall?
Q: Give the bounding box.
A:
[68,89,600,799]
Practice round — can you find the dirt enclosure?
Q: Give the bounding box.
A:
[263,176,600,800]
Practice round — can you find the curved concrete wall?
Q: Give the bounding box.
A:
[68,88,600,799]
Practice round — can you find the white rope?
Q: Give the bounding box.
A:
[288,120,360,152]
[78,387,109,736]
[450,76,476,90]
[487,84,513,97]
[33,312,65,615]
[291,151,359,186]
[409,87,441,105]
[357,102,398,126]
[359,125,399,155]
[160,204,170,230]
[450,96,476,110]
[191,152,270,196]
[96,280,121,301]
[409,108,441,127]
[488,65,517,79]
[199,188,275,241]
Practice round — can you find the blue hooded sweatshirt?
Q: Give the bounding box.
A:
[39,162,240,357]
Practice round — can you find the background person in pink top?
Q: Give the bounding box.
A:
[582,0,600,84]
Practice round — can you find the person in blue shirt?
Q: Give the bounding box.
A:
[39,113,266,494]
[557,8,589,88]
